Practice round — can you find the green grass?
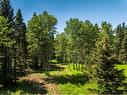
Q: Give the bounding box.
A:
[48,64,98,95]
[116,64,127,77]
[0,79,47,95]
[48,64,127,95]
[0,71,47,95]
[0,64,127,95]
[58,82,97,95]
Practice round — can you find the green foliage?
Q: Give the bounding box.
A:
[0,0,15,84]
[0,18,13,84]
[55,18,99,68]
[15,9,23,25]
[15,9,28,62]
[0,16,15,46]
[48,64,98,95]
[95,37,126,94]
[0,1,127,95]
[54,33,69,63]
[27,11,57,70]
[114,23,127,63]
[49,59,58,64]
[0,0,14,24]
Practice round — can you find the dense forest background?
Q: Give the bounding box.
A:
[0,0,127,94]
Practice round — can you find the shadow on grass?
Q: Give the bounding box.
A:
[49,64,65,71]
[0,80,48,94]
[16,70,29,78]
[32,64,65,74]
[45,73,89,86]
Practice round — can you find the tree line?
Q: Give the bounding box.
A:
[0,0,127,94]
[0,0,57,84]
[55,20,127,94]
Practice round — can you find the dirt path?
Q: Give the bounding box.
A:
[20,73,61,95]
[44,79,60,95]
[19,64,67,94]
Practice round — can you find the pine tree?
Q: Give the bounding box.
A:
[33,12,37,17]
[115,23,126,62]
[0,16,15,83]
[95,36,126,94]
[0,0,14,24]
[15,9,28,71]
[0,0,14,84]
[123,29,127,62]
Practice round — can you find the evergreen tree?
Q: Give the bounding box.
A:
[15,9,28,71]
[123,28,127,62]
[95,35,126,94]
[0,16,15,83]
[115,23,126,62]
[0,0,14,83]
[0,0,14,24]
[33,12,37,17]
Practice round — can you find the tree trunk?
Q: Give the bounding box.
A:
[13,47,17,83]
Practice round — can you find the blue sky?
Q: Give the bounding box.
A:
[11,0,127,32]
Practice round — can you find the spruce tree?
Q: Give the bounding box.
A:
[115,23,126,62]
[15,9,28,70]
[123,29,127,62]
[0,0,14,84]
[0,0,14,24]
[95,36,126,94]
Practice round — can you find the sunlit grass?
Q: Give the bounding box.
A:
[0,64,127,95]
[48,64,98,94]
[116,64,127,77]
[49,64,127,95]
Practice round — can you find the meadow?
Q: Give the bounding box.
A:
[0,64,127,95]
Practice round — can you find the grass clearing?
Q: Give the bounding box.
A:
[47,64,98,95]
[0,64,127,95]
